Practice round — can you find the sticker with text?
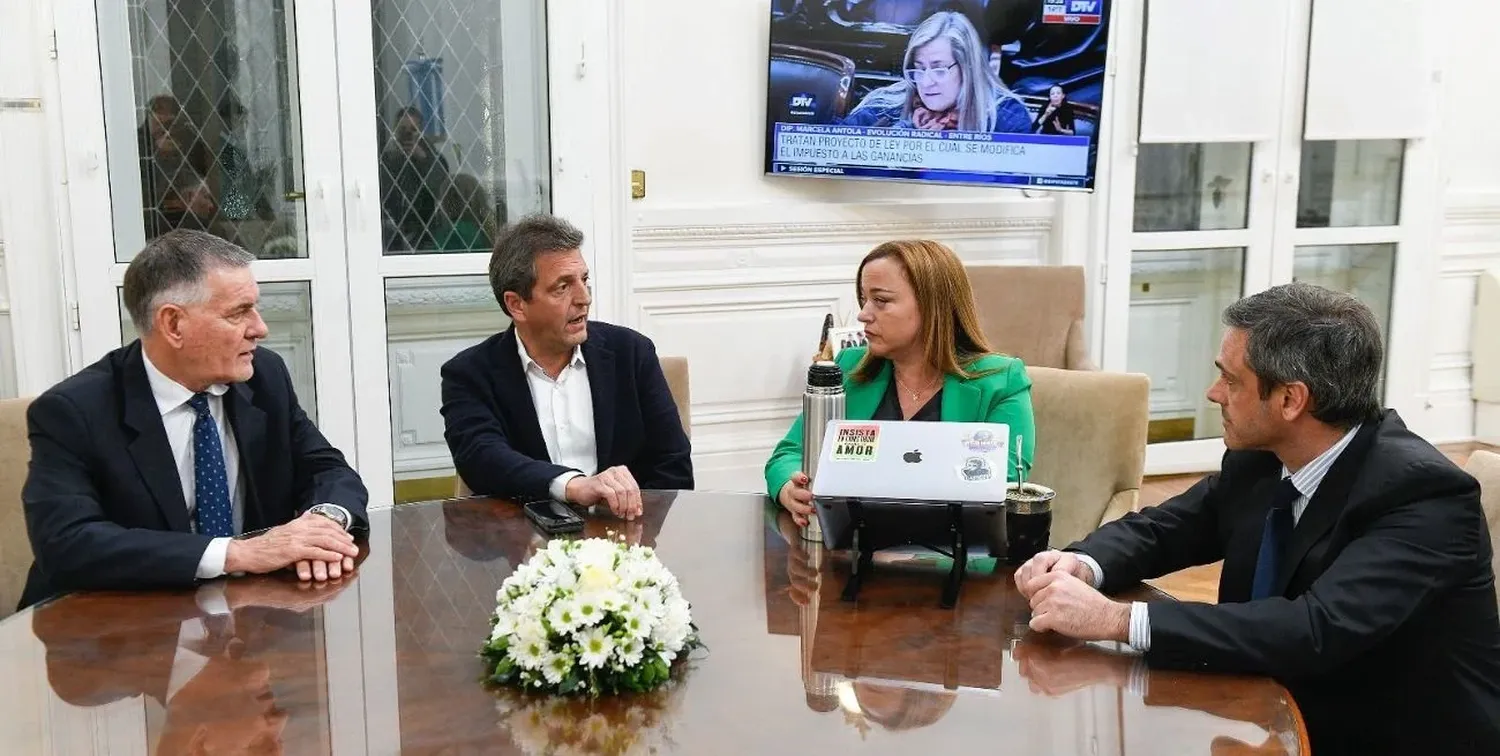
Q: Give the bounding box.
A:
[962,429,1003,454]
[831,424,880,462]
[959,456,995,482]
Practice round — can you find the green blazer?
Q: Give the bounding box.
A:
[764,346,1037,498]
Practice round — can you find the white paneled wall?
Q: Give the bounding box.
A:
[1432,0,1500,442]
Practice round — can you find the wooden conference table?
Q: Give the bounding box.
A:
[1,491,1307,754]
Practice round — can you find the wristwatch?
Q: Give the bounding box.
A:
[309,503,351,531]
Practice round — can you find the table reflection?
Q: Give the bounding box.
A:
[0,492,1304,754]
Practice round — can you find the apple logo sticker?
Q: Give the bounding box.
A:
[902,449,923,463]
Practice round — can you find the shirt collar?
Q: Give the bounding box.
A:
[1282,424,1360,500]
[515,333,585,375]
[141,350,229,417]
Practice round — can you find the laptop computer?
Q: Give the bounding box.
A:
[809,420,1012,554]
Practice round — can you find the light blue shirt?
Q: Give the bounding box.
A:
[1077,425,1361,652]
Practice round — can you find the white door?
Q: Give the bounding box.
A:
[64,0,358,457]
[60,0,612,510]
[1099,0,1434,473]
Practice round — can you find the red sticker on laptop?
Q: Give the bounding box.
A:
[831,423,880,462]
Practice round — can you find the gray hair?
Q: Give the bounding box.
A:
[122,230,255,334]
[488,213,585,316]
[1221,281,1384,428]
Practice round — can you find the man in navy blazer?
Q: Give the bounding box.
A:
[19,230,366,611]
[1014,283,1500,753]
[441,214,692,517]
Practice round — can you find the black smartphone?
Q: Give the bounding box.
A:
[523,498,585,535]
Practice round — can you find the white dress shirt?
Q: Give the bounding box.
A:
[1077,424,1362,652]
[142,353,244,579]
[516,336,598,501]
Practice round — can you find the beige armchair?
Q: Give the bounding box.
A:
[1462,449,1500,604]
[455,356,691,497]
[0,397,34,619]
[659,356,691,438]
[965,264,1095,370]
[1024,367,1149,547]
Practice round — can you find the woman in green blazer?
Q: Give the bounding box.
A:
[765,240,1036,526]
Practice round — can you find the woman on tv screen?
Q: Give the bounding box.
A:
[839,11,1033,134]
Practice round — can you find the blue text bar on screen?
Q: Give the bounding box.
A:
[772,123,1090,180]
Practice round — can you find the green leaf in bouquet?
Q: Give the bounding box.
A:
[559,670,583,695]
[490,657,517,684]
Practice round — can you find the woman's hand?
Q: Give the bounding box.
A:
[777,472,815,527]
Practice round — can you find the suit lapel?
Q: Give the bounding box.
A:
[844,359,889,420]
[497,329,553,461]
[120,345,192,533]
[1272,421,1380,595]
[583,338,616,467]
[224,382,267,530]
[939,373,980,422]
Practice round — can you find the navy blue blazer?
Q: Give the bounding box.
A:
[440,322,693,499]
[1069,410,1500,753]
[19,342,368,610]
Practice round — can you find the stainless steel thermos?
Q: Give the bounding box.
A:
[799,360,844,541]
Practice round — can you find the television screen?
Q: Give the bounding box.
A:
[764,0,1111,191]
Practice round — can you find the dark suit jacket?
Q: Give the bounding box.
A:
[19,342,368,610]
[1068,410,1500,754]
[440,322,693,499]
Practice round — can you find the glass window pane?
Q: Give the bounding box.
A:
[373,1,549,255]
[1133,143,1252,232]
[118,281,319,423]
[1127,248,1246,444]
[121,0,309,261]
[385,276,510,503]
[1293,243,1396,361]
[1296,140,1403,228]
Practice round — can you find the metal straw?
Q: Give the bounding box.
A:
[1015,434,1026,487]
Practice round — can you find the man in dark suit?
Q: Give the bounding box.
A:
[1014,282,1500,753]
[20,230,365,611]
[441,213,692,519]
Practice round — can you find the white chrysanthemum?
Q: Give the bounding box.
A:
[595,589,625,614]
[576,626,615,669]
[509,633,548,670]
[511,588,552,621]
[574,538,618,573]
[541,651,574,685]
[538,560,577,592]
[615,636,645,667]
[547,598,584,635]
[640,586,667,619]
[572,594,607,627]
[490,612,516,642]
[619,607,654,640]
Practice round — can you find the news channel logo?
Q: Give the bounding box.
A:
[787,92,817,118]
[1043,0,1102,24]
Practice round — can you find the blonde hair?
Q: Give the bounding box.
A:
[845,11,1023,132]
[851,239,997,383]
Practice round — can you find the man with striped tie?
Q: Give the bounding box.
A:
[18,230,367,610]
[1012,283,1500,754]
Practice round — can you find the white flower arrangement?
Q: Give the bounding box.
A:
[482,537,701,696]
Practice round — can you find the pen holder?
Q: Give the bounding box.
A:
[1004,482,1055,565]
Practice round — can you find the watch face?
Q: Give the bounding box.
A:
[314,505,349,528]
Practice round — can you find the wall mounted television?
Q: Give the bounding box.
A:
[764,0,1111,191]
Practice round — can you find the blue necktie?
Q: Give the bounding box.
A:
[1249,478,1301,600]
[188,392,234,538]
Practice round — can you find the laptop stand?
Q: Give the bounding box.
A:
[840,499,970,609]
